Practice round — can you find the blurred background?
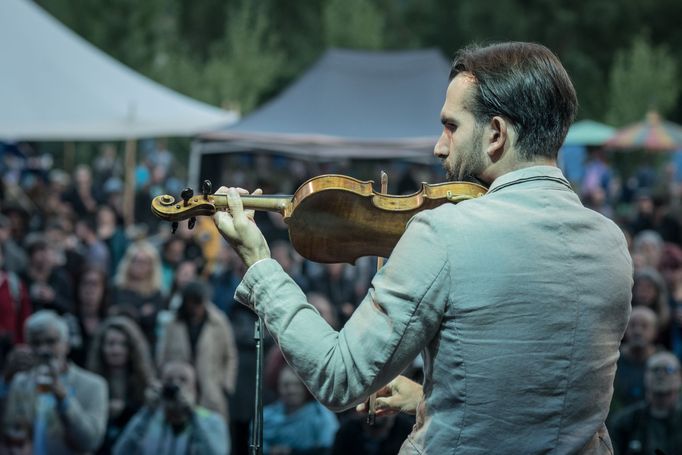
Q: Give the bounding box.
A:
[2,1,682,454]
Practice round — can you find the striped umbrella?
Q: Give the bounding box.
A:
[605,111,682,151]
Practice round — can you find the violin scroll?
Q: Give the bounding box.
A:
[151,180,218,229]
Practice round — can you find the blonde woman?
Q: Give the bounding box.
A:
[110,241,165,347]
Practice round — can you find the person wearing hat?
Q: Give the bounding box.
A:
[609,352,682,454]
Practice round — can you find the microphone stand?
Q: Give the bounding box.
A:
[250,316,264,455]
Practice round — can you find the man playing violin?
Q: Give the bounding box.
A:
[214,42,632,453]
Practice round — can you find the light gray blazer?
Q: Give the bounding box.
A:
[236,166,633,454]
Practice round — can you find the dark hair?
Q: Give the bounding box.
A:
[75,267,110,319]
[177,280,207,321]
[449,42,577,160]
[87,316,155,407]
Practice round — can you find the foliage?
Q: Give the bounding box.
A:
[37,0,682,126]
[323,0,385,49]
[606,35,679,126]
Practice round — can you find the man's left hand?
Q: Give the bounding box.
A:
[213,187,271,268]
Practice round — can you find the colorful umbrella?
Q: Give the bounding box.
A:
[605,111,682,151]
[563,120,616,146]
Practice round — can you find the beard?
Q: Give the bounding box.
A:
[443,124,486,183]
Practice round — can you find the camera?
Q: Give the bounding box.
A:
[161,383,180,401]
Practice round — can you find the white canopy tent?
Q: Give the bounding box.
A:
[0,0,237,141]
[0,0,238,224]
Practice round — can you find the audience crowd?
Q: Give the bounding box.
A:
[1,141,682,454]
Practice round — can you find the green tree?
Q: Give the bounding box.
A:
[323,0,385,49]
[606,35,679,126]
[204,0,285,113]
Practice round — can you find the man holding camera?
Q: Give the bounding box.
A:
[2,310,108,454]
[113,360,229,455]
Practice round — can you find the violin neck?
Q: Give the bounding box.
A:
[212,194,291,215]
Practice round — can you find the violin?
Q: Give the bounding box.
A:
[151,174,486,264]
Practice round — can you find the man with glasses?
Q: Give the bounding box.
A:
[609,351,682,454]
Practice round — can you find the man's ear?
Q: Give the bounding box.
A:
[485,116,509,163]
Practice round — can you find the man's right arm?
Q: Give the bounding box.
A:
[235,212,450,411]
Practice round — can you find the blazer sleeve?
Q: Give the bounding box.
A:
[235,212,450,411]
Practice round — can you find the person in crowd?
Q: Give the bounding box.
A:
[631,230,664,272]
[156,259,199,348]
[262,365,339,455]
[96,204,129,276]
[156,280,238,423]
[87,316,156,454]
[2,310,108,454]
[43,219,84,287]
[69,267,110,366]
[611,307,661,415]
[113,360,228,455]
[609,352,682,455]
[21,235,73,315]
[628,191,656,236]
[0,345,34,422]
[209,244,245,315]
[110,241,165,348]
[0,213,27,274]
[160,236,187,295]
[0,345,34,455]
[62,164,100,217]
[74,216,110,274]
[92,144,123,184]
[0,244,31,347]
[659,244,682,361]
[632,267,671,345]
[213,42,633,453]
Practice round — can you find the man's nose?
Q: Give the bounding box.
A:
[434,135,448,158]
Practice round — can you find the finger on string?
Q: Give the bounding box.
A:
[226,188,247,224]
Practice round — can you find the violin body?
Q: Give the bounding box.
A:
[285,175,485,263]
[151,174,486,264]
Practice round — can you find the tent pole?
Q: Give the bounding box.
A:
[63,141,75,171]
[123,138,137,227]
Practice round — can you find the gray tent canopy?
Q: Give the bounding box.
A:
[192,48,453,183]
[0,0,236,141]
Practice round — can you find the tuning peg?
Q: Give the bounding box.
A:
[188,217,196,230]
[202,180,212,199]
[171,222,178,234]
[181,187,194,206]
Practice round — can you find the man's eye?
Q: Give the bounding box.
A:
[445,123,456,132]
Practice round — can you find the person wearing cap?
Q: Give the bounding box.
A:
[609,352,682,455]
